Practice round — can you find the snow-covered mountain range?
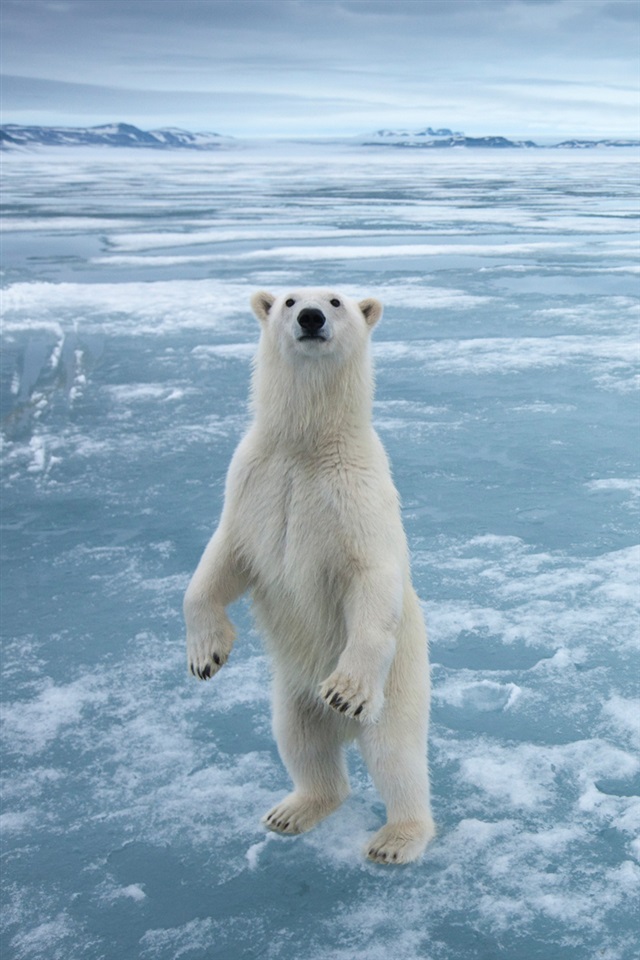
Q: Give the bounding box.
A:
[1,122,638,150]
[359,129,639,149]
[0,122,231,149]
[359,129,537,148]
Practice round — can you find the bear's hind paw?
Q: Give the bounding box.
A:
[366,818,435,864]
[262,792,345,835]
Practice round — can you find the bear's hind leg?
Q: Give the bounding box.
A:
[358,714,435,864]
[263,688,350,836]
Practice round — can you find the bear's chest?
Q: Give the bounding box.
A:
[234,453,354,590]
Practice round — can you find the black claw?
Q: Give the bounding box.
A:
[196,667,203,679]
[325,688,334,699]
[283,822,290,830]
[339,701,350,713]
[354,703,364,717]
[213,653,221,665]
[189,664,195,676]
[202,663,211,679]
[330,692,343,706]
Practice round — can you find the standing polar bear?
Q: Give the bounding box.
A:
[184,288,434,864]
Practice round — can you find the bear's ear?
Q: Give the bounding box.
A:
[251,291,276,324]
[359,297,383,328]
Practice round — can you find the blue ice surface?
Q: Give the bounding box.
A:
[1,143,639,960]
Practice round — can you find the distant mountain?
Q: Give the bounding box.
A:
[1,123,638,151]
[371,127,463,139]
[359,129,536,149]
[0,122,232,150]
[146,127,232,148]
[552,138,640,149]
[358,129,639,149]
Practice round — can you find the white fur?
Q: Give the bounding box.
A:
[184,288,434,863]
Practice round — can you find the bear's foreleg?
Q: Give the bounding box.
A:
[320,564,401,723]
[263,681,350,835]
[184,524,248,679]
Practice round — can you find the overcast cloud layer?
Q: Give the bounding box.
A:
[2,0,639,137]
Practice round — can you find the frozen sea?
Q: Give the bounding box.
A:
[1,143,639,960]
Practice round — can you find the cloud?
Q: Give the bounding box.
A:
[1,0,638,136]
[0,73,400,134]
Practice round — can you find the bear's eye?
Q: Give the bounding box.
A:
[285,298,296,308]
[330,298,341,308]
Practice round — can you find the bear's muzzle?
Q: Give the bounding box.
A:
[297,307,327,340]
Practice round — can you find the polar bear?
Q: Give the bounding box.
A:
[184,288,434,863]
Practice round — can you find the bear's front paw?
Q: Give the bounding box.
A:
[186,618,235,681]
[319,670,383,723]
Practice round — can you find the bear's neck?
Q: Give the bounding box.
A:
[250,345,375,452]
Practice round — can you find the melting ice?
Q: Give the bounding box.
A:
[1,144,639,960]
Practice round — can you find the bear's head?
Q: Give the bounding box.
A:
[250,288,383,365]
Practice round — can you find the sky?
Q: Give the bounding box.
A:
[1,0,639,139]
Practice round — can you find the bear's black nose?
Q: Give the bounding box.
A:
[297,307,326,336]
